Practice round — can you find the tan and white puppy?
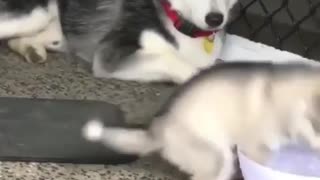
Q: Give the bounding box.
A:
[83,61,320,180]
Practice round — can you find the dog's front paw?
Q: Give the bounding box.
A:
[8,38,47,64]
[24,45,47,63]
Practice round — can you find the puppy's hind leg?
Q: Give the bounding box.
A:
[161,130,235,180]
[192,147,235,180]
[290,102,320,151]
[293,118,320,150]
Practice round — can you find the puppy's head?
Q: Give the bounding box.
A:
[168,0,238,30]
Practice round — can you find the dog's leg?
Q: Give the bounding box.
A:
[97,53,198,84]
[0,0,59,39]
[0,9,50,39]
[7,16,65,63]
[93,31,198,84]
[8,38,47,63]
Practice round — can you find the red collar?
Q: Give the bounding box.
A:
[161,0,215,38]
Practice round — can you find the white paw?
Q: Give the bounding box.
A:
[26,44,47,63]
[7,15,66,63]
[40,17,66,52]
[8,38,47,63]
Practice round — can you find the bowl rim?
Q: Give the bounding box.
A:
[237,149,320,180]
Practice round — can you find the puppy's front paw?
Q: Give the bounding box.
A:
[242,146,271,165]
[8,38,48,64]
[309,136,320,152]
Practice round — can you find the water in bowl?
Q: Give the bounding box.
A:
[266,143,320,177]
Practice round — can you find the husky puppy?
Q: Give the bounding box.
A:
[0,0,238,83]
[83,61,320,180]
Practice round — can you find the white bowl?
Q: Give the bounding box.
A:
[238,149,320,180]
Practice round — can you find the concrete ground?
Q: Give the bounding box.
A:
[0,45,186,180]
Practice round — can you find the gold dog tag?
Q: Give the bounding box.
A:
[203,37,214,54]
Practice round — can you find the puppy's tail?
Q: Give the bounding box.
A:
[82,120,160,156]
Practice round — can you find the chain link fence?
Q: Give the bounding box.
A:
[227,0,320,60]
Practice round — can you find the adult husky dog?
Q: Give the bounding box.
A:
[0,0,238,83]
[83,61,320,180]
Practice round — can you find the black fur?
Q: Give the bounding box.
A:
[0,0,49,15]
[57,0,176,71]
[96,0,176,70]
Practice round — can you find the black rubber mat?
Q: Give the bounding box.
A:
[0,97,138,164]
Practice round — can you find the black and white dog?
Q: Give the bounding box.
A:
[0,0,238,84]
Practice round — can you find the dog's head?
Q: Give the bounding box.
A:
[167,0,238,30]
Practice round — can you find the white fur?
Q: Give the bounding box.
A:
[8,16,65,49]
[100,29,224,84]
[0,0,58,39]
[6,0,66,63]
[168,0,238,30]
[8,38,48,63]
[164,0,236,70]
[84,63,320,180]
[40,0,65,52]
[83,120,159,155]
[82,120,104,142]
[93,30,199,84]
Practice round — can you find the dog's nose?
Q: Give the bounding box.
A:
[205,12,224,27]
